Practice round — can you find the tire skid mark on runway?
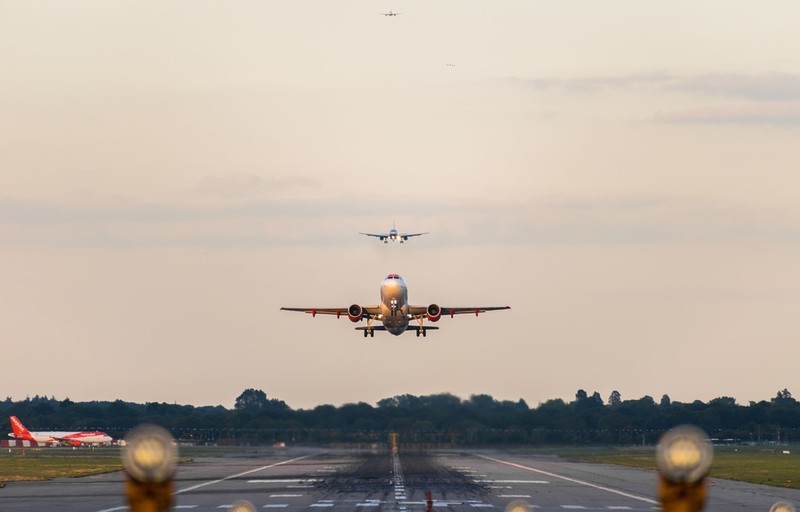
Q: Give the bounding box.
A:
[475,454,657,505]
[176,453,324,495]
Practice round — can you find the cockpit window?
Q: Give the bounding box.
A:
[386,273,400,279]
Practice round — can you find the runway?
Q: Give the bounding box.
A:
[2,449,799,512]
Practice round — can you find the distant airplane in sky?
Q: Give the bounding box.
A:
[8,415,113,446]
[381,10,401,16]
[281,273,510,337]
[360,225,428,243]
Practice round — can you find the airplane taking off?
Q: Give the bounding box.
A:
[381,10,401,16]
[8,415,113,446]
[281,273,510,337]
[360,225,428,243]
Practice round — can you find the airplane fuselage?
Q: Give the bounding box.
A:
[379,273,409,335]
[8,431,113,445]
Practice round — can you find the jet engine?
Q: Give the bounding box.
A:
[426,303,442,322]
[348,304,364,323]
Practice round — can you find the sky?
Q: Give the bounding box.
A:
[2,1,799,410]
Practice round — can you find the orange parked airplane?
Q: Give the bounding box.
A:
[8,415,113,446]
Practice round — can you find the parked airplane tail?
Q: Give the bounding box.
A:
[9,416,34,440]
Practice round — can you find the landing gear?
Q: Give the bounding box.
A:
[363,329,374,337]
[415,328,426,337]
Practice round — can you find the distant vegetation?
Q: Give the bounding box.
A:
[1,388,798,446]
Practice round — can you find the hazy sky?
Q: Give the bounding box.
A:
[2,1,799,410]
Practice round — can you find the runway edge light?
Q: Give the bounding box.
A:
[656,425,713,512]
[770,502,797,512]
[121,423,178,512]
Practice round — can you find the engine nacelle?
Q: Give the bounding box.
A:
[426,303,442,322]
[348,304,364,323]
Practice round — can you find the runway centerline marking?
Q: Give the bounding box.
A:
[476,454,657,505]
[175,452,324,496]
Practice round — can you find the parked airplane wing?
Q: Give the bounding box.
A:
[408,305,510,317]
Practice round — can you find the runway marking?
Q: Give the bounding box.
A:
[561,507,587,509]
[288,485,315,488]
[498,495,532,498]
[607,507,632,510]
[470,505,496,508]
[96,508,127,512]
[248,479,321,483]
[269,494,304,497]
[263,506,290,508]
[357,504,381,507]
[475,480,549,484]
[175,507,199,510]
[175,453,323,496]
[476,454,658,506]
[310,504,335,507]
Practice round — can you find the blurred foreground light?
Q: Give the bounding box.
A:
[121,424,178,482]
[504,500,531,512]
[230,500,256,512]
[770,502,796,512]
[656,425,713,483]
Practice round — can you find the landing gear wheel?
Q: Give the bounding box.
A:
[363,330,368,337]
[370,330,374,337]
[422,330,427,337]
[416,330,420,337]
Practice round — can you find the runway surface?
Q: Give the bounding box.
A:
[2,448,799,512]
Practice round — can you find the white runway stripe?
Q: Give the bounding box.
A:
[176,453,323,496]
[248,479,320,483]
[476,454,658,506]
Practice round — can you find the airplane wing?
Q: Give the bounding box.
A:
[359,232,388,240]
[408,306,510,317]
[400,232,428,239]
[281,306,381,318]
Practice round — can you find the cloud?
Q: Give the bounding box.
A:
[672,73,800,102]
[195,172,320,199]
[509,72,800,102]
[508,73,672,94]
[653,103,800,126]
[1,194,798,248]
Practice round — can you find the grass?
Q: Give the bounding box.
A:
[542,445,800,490]
[0,448,124,481]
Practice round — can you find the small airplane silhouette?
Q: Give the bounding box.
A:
[381,10,401,16]
[360,224,427,243]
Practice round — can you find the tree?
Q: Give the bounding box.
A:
[235,389,268,410]
[660,394,671,407]
[773,389,795,405]
[608,390,622,407]
[575,389,588,401]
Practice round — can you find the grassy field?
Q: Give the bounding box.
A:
[0,448,124,481]
[546,445,800,490]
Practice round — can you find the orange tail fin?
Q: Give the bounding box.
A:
[9,416,34,440]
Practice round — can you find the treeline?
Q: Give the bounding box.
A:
[1,389,798,446]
